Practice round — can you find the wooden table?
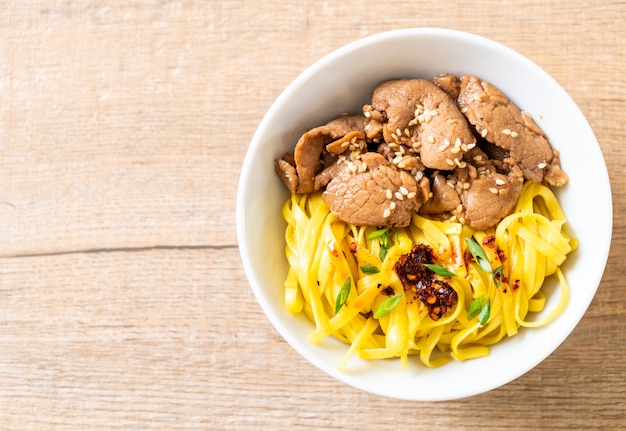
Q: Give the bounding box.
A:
[1,2,624,429]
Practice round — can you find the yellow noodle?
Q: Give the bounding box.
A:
[283,181,573,369]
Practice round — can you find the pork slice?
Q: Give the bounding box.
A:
[432,74,461,99]
[275,158,299,194]
[459,159,524,230]
[420,172,461,214]
[372,79,476,170]
[457,75,565,185]
[322,163,428,227]
[293,115,367,193]
[369,79,476,171]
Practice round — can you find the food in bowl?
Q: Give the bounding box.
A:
[275,75,575,369]
[238,28,611,400]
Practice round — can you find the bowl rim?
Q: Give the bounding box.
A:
[236,27,613,401]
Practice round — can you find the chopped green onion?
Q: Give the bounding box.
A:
[360,264,380,275]
[478,298,491,326]
[494,266,504,288]
[373,293,403,319]
[378,231,392,261]
[467,295,484,320]
[422,263,456,277]
[465,237,493,273]
[378,247,388,262]
[334,277,351,313]
[366,227,390,241]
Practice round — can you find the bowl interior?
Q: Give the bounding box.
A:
[237,28,612,401]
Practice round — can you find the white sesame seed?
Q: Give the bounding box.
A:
[538,162,547,169]
[407,191,416,199]
[456,204,463,213]
[451,147,460,154]
[389,201,397,210]
[430,109,439,117]
[386,189,392,199]
[400,186,409,195]
[502,129,511,135]
[404,128,411,137]
[461,106,469,113]
[364,110,371,118]
[467,142,476,149]
[510,131,519,138]
[495,178,506,185]
[427,136,435,144]
[395,191,404,200]
[445,158,455,167]
[383,208,391,218]
[391,133,398,141]
[447,119,457,125]
[489,187,499,194]
[473,155,483,161]
[463,182,470,190]
[481,129,488,138]
[414,171,424,180]
[396,128,402,137]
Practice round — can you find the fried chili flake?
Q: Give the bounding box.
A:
[393,244,458,321]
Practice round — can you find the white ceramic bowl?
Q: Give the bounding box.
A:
[237,28,612,401]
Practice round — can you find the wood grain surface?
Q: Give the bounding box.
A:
[1,1,624,430]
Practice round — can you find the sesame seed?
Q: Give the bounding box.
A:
[396,128,402,137]
[386,189,392,199]
[466,142,476,149]
[391,133,398,141]
[463,182,470,190]
[407,191,416,199]
[438,144,448,152]
[447,119,457,125]
[341,141,350,148]
[451,146,460,154]
[459,217,466,224]
[430,109,439,117]
[395,191,404,200]
[538,162,547,169]
[404,128,411,137]
[383,208,391,218]
[427,136,435,144]
[502,129,511,135]
[495,178,506,185]
[481,129,488,138]
[400,186,409,195]
[510,131,519,138]
[461,106,469,113]
[489,187,499,195]
[389,201,397,210]
[445,158,455,167]
[364,110,371,118]
[456,204,463,213]
[415,171,424,180]
[461,143,468,152]
[473,155,483,161]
